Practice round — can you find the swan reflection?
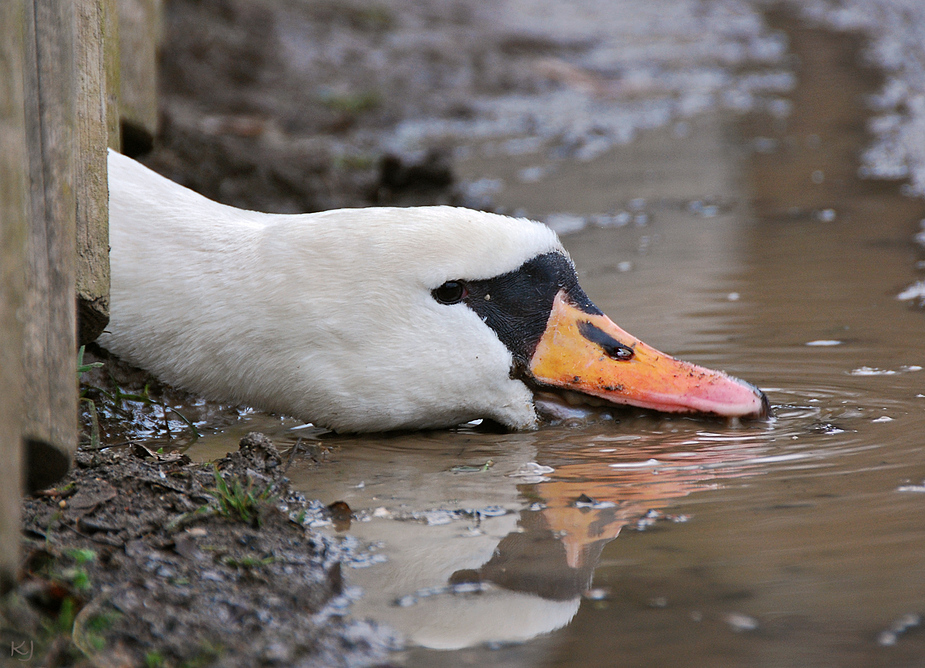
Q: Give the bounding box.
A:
[293,424,770,650]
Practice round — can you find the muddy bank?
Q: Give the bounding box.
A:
[3,434,397,667]
[137,0,504,211]
[139,0,793,215]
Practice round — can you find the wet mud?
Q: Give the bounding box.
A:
[7,434,397,667]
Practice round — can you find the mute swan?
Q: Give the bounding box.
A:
[101,150,767,432]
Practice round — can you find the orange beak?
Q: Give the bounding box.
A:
[528,292,768,418]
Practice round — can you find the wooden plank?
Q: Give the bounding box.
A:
[118,0,160,153]
[21,0,78,492]
[0,0,28,594]
[75,0,111,345]
[104,0,121,151]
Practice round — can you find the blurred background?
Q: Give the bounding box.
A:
[138,1,925,226]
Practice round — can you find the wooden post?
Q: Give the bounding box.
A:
[104,0,121,151]
[21,0,78,492]
[118,0,160,153]
[76,0,111,345]
[1,0,114,585]
[0,0,28,595]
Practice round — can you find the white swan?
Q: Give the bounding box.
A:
[101,150,767,432]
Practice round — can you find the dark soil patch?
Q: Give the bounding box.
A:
[3,434,398,667]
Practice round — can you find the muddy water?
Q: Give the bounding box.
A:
[189,20,925,668]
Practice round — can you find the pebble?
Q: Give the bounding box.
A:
[724,612,759,632]
[877,613,921,646]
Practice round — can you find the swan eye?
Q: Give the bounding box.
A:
[432,280,469,305]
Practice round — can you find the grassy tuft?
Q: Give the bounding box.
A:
[207,467,275,526]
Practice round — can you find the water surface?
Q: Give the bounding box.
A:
[191,18,925,667]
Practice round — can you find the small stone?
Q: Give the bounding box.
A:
[878,631,897,647]
[725,612,759,632]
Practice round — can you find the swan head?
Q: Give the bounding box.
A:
[249,206,768,432]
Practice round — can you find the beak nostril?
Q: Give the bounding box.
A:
[577,320,634,361]
[608,344,634,361]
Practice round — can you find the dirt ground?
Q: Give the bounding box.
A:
[7,434,398,667]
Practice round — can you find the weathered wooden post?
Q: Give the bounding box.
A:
[103,0,122,152]
[0,0,29,595]
[1,0,117,590]
[118,0,160,152]
[76,0,112,344]
[21,0,79,492]
[21,0,118,488]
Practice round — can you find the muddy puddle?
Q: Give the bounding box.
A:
[180,16,925,668]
